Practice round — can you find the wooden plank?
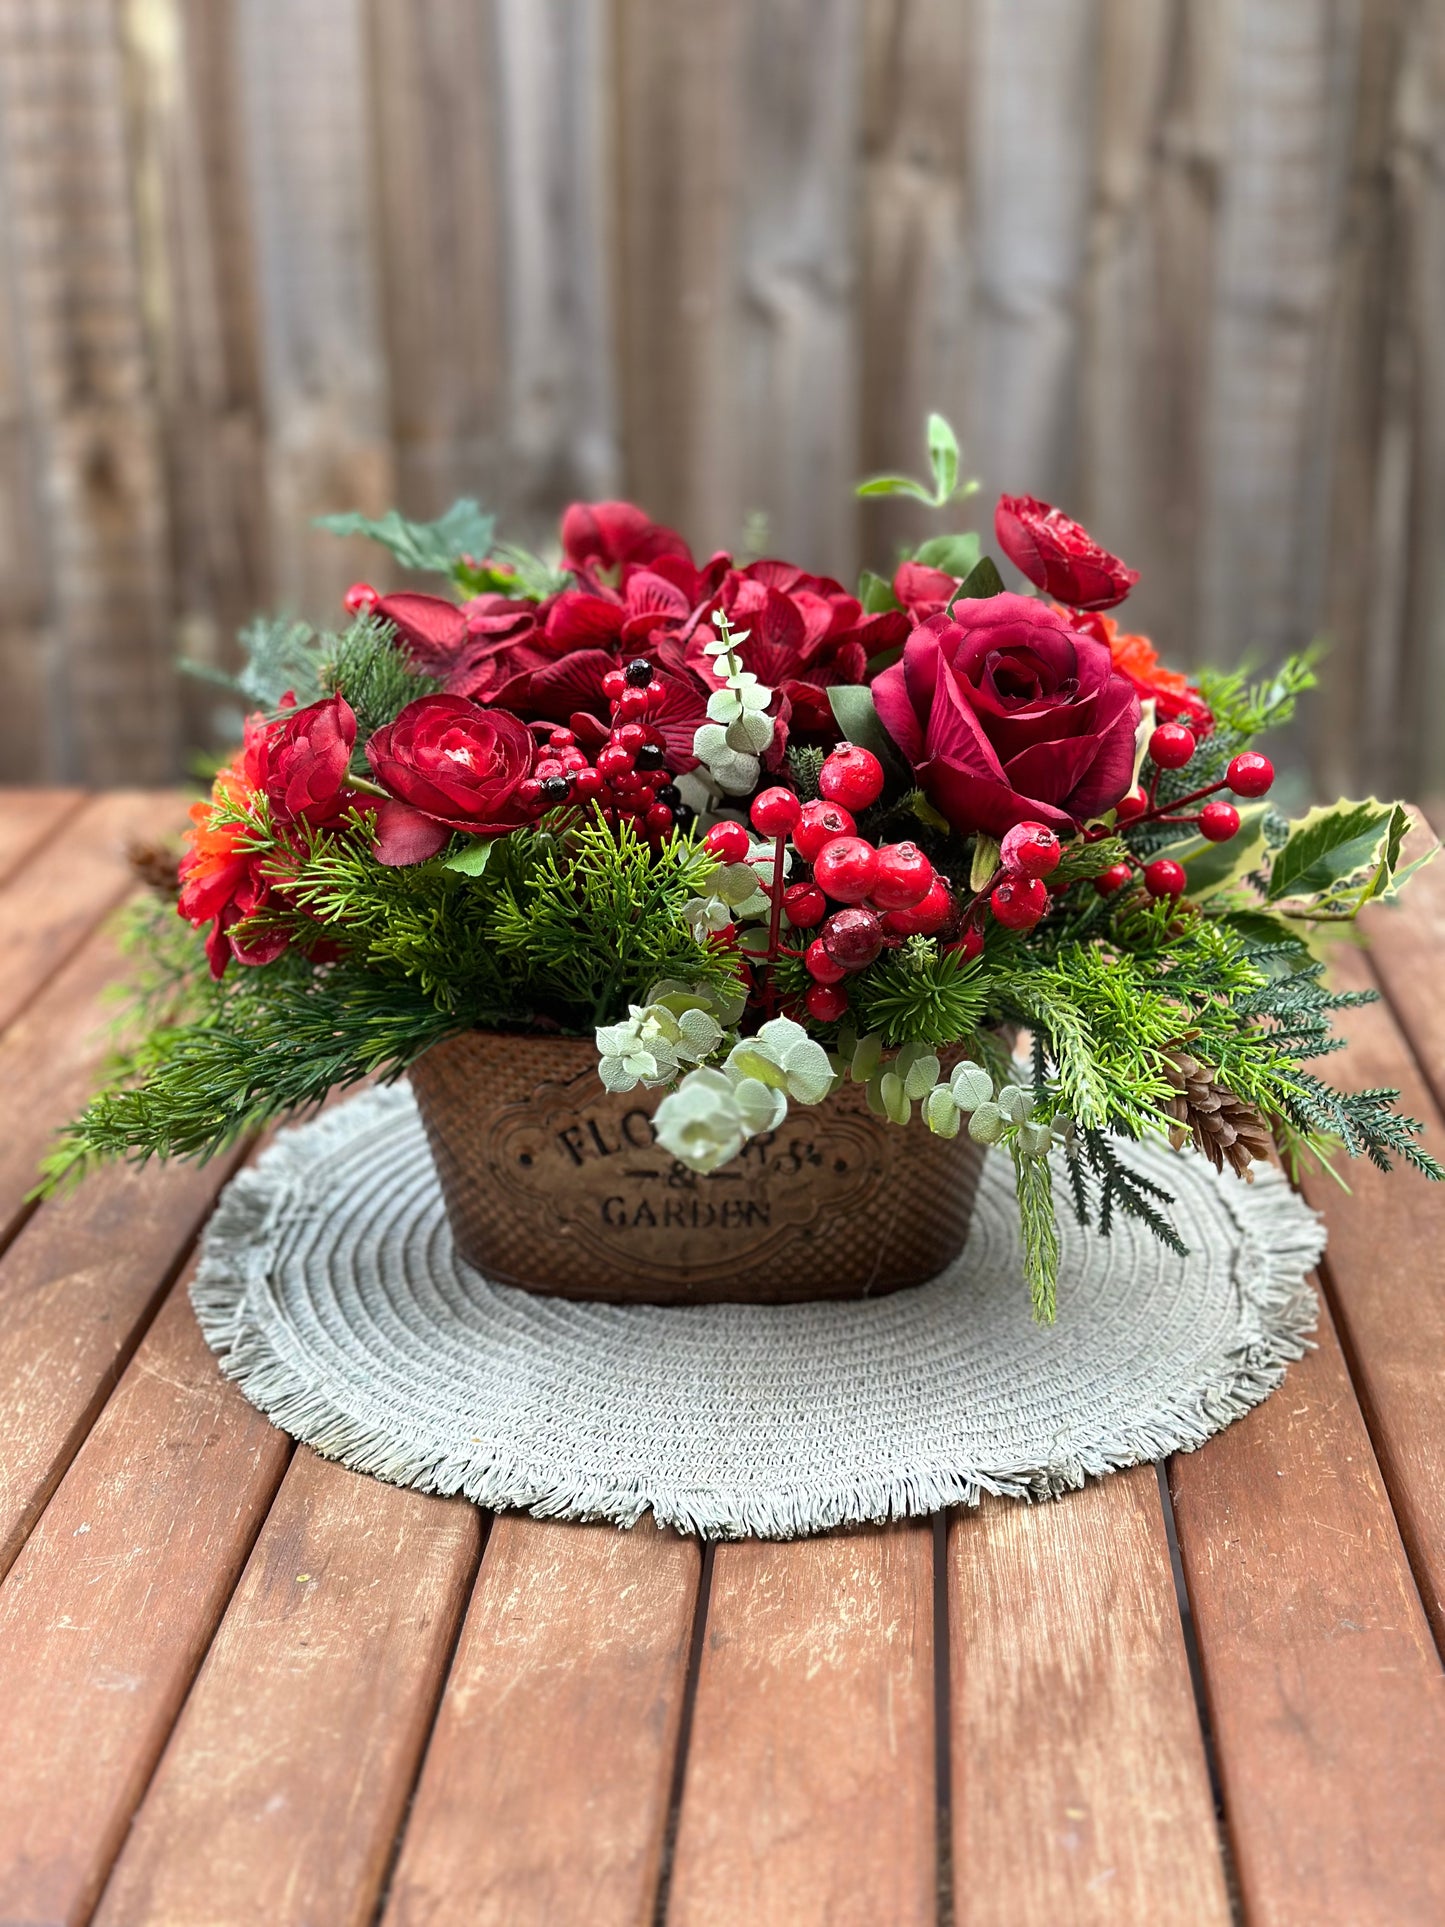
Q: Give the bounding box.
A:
[382,1514,698,1927]
[857,0,974,569]
[365,0,508,528]
[0,788,186,1034]
[666,1524,936,1927]
[95,1451,481,1927]
[491,0,620,535]
[0,1284,291,1927]
[0,921,139,1249]
[1195,3,1355,671]
[1168,1293,1445,1924]
[1295,939,1445,1645]
[617,0,864,575]
[966,0,1099,515]
[1362,807,1445,1109]
[118,0,274,746]
[949,1468,1229,1926]
[0,786,84,885]
[0,1148,248,1584]
[0,0,177,784]
[237,0,395,621]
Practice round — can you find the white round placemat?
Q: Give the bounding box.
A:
[192,1084,1323,1539]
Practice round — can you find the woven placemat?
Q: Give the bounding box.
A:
[192,1084,1324,1540]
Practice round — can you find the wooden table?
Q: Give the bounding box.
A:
[0,788,1443,1927]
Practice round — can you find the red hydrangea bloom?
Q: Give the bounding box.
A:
[994,495,1139,611]
[871,594,1141,839]
[365,694,536,865]
[685,561,907,738]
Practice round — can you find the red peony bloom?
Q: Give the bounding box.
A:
[994,495,1139,611]
[265,692,358,826]
[560,501,694,575]
[871,594,1141,839]
[1061,609,1213,736]
[365,694,536,865]
[685,561,907,738]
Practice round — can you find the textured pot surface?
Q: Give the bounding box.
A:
[408,1030,985,1304]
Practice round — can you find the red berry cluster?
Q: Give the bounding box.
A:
[1096,725,1275,903]
[702,744,960,1026]
[519,658,687,841]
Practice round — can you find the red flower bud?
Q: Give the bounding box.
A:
[994,495,1139,611]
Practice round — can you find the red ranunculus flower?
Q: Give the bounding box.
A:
[178,717,291,978]
[265,692,357,826]
[685,561,908,738]
[365,694,535,865]
[994,495,1139,611]
[892,561,962,623]
[1059,609,1213,736]
[560,501,693,575]
[871,594,1141,839]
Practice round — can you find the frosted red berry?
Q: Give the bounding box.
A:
[1094,862,1133,896]
[947,925,986,961]
[870,841,935,910]
[804,937,847,985]
[783,882,827,928]
[1148,722,1196,770]
[1144,858,1187,898]
[990,875,1050,930]
[805,982,850,1024]
[792,798,856,861]
[1197,800,1241,842]
[880,874,952,937]
[750,787,802,838]
[343,582,378,616]
[703,820,751,864]
[819,744,884,812]
[813,836,880,904]
[1115,788,1148,823]
[821,906,885,971]
[999,821,1062,879]
[1227,751,1274,798]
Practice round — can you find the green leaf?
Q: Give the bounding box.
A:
[913,532,982,577]
[442,839,497,877]
[970,834,1001,892]
[946,556,1005,607]
[826,685,911,783]
[1264,798,1428,918]
[927,412,959,504]
[1161,803,1270,899]
[909,791,950,834]
[856,474,936,502]
[857,569,901,614]
[315,499,496,575]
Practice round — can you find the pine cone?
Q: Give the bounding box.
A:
[1162,1050,1274,1180]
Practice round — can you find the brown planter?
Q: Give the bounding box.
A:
[408,1030,985,1304]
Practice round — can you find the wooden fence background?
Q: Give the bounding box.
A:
[1,0,1443,800]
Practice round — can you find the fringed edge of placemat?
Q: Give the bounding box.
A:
[191,1086,1325,1540]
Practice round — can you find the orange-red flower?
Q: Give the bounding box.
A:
[1060,610,1213,735]
[177,718,288,978]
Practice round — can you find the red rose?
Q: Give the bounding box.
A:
[560,501,693,574]
[871,594,1141,839]
[994,495,1139,611]
[264,693,357,826]
[684,561,907,738]
[365,695,535,865]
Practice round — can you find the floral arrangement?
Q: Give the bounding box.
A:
[48,417,1441,1316]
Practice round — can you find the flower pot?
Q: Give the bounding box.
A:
[407,1030,986,1304]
